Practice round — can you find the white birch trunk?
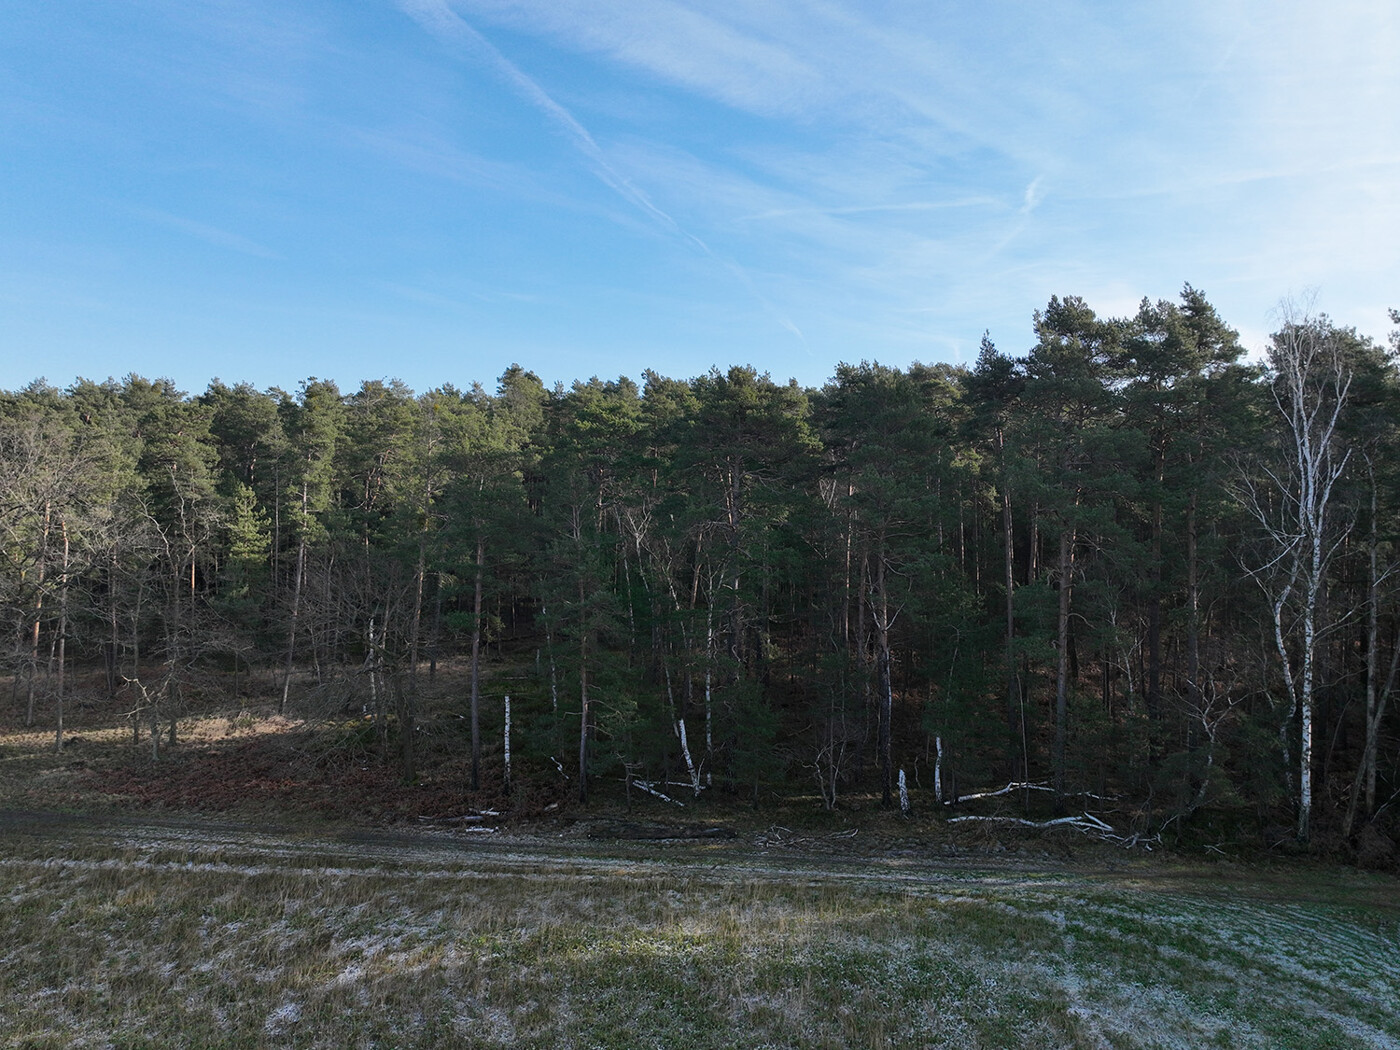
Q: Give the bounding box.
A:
[677,717,700,796]
[1241,307,1353,844]
[366,615,378,713]
[934,735,944,805]
[664,662,701,795]
[503,694,511,794]
[704,611,714,786]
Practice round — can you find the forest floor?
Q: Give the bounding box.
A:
[2,673,1399,1048]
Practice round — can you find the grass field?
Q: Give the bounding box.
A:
[2,811,1397,1049]
[2,693,1398,1048]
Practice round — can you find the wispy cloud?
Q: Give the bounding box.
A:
[398,0,807,342]
[399,0,686,238]
[133,207,280,259]
[444,0,822,117]
[377,279,540,308]
[743,198,1001,223]
[1020,177,1044,216]
[20,0,1395,391]
[346,125,529,192]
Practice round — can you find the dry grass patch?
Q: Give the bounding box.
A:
[2,820,1397,1049]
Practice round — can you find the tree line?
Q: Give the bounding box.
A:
[3,288,1397,845]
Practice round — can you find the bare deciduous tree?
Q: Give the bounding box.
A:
[1239,304,1354,842]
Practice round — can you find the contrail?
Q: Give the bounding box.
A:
[398,0,805,345]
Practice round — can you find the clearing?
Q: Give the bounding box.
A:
[1,808,1397,1049]
[2,692,1397,1048]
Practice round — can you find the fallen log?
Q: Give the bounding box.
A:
[948,812,1156,850]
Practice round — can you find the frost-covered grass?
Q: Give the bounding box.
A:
[2,823,1397,1049]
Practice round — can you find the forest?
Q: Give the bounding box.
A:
[3,288,1398,854]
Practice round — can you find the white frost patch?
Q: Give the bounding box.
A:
[330,962,366,988]
[446,995,516,1044]
[263,1000,301,1035]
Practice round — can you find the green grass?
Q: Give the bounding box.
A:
[1,820,1397,1049]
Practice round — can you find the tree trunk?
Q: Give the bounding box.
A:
[577,578,590,805]
[429,572,442,679]
[1344,581,1399,837]
[503,694,512,795]
[26,500,51,727]
[1185,493,1201,715]
[280,532,306,713]
[107,548,120,700]
[873,546,894,808]
[149,683,160,762]
[1146,449,1164,724]
[54,518,70,752]
[1250,311,1353,844]
[542,602,559,713]
[1362,467,1381,820]
[403,542,426,783]
[1001,440,1024,781]
[469,535,484,791]
[1053,523,1077,804]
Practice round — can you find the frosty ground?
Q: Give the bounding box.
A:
[2,809,1396,1050]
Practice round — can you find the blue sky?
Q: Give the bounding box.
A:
[3,0,1397,395]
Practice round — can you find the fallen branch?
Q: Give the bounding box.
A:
[629,779,684,807]
[1116,832,1160,851]
[1077,811,1114,832]
[954,781,1052,802]
[948,814,1088,829]
[951,781,1118,804]
[948,812,1154,850]
[639,779,709,793]
[755,826,858,849]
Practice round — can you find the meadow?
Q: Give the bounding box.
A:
[2,806,1397,1049]
[1,693,1397,1049]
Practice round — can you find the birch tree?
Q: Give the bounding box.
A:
[1240,307,1355,843]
